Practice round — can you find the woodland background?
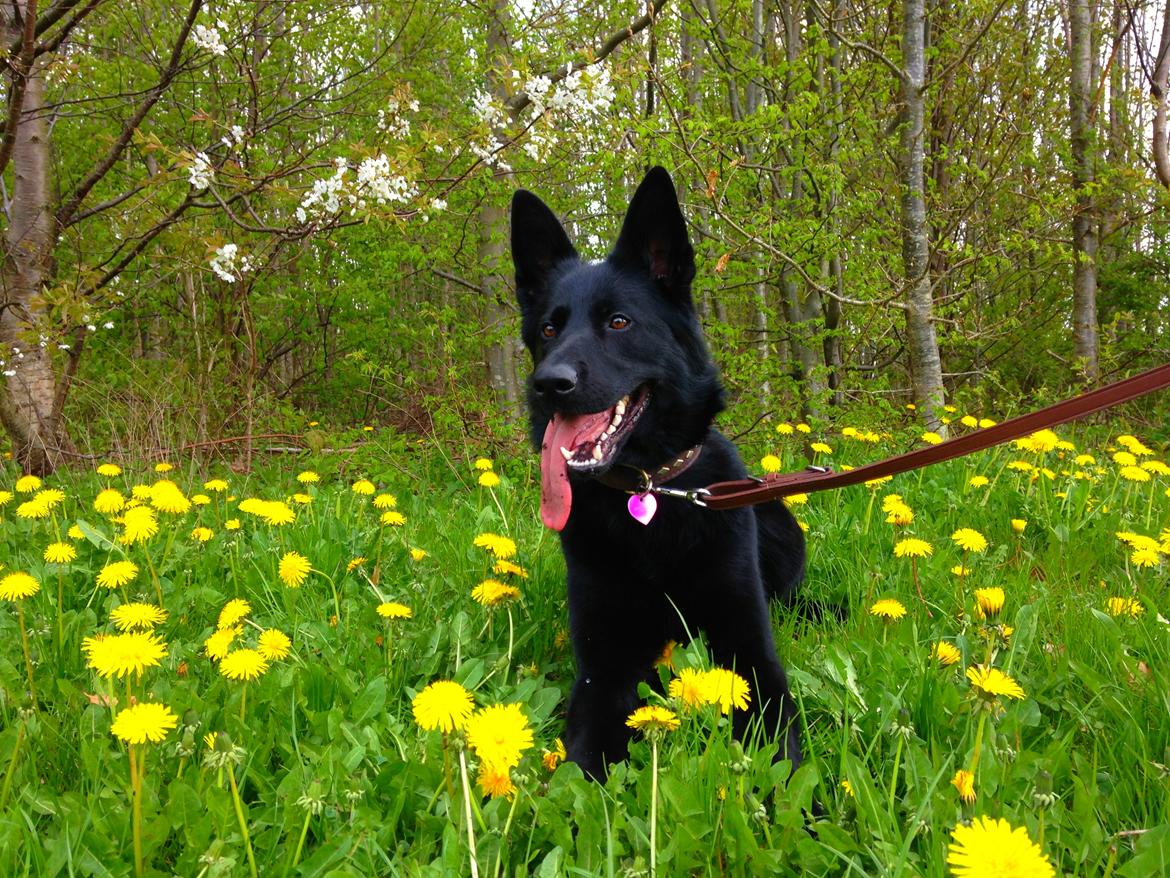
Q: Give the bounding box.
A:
[2,0,1170,473]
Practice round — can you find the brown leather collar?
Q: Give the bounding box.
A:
[596,443,703,495]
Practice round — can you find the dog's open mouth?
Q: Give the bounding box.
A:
[539,387,649,531]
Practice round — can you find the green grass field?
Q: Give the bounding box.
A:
[0,416,1167,877]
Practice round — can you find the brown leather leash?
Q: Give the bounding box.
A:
[678,363,1170,511]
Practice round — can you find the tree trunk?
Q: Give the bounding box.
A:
[0,4,68,474]
[480,0,520,418]
[900,0,946,429]
[1154,0,1170,189]
[1069,0,1098,380]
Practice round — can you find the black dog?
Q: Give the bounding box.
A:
[510,167,806,779]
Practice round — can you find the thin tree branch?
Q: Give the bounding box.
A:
[505,0,669,114]
[54,0,202,228]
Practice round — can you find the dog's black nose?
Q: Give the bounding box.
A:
[533,362,578,398]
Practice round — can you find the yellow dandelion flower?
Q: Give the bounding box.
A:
[191,526,213,543]
[150,481,191,514]
[373,493,397,509]
[968,475,990,488]
[810,442,833,455]
[760,454,782,473]
[347,556,367,572]
[474,532,517,559]
[96,463,122,477]
[218,598,251,629]
[410,547,427,561]
[44,542,77,564]
[668,667,711,709]
[204,626,240,661]
[1142,460,1170,476]
[67,524,83,539]
[257,628,292,660]
[950,769,976,804]
[841,779,854,797]
[1119,465,1151,483]
[15,474,42,493]
[97,560,139,589]
[932,641,961,667]
[474,458,494,471]
[477,764,515,798]
[94,488,126,514]
[785,493,808,506]
[776,423,794,435]
[966,665,1025,702]
[220,648,268,681]
[262,501,296,526]
[296,470,320,484]
[796,423,811,434]
[974,587,1005,618]
[351,479,376,495]
[1007,460,1035,472]
[1011,519,1027,534]
[946,815,1054,878]
[0,490,11,506]
[111,602,167,632]
[869,598,907,620]
[1105,597,1143,617]
[154,462,173,473]
[921,431,943,445]
[120,506,159,544]
[542,738,566,771]
[0,572,40,601]
[203,478,229,493]
[110,702,178,745]
[412,680,474,732]
[478,471,501,487]
[885,503,914,525]
[961,415,979,428]
[380,510,406,526]
[1112,451,1138,467]
[1074,453,1096,466]
[865,475,894,488]
[951,565,971,577]
[493,559,528,578]
[1131,547,1160,568]
[625,705,681,733]
[376,602,412,619]
[894,538,933,558]
[467,703,535,772]
[225,518,241,530]
[290,493,312,505]
[279,552,312,588]
[16,497,50,519]
[85,631,168,679]
[704,668,751,714]
[472,579,520,607]
[952,528,988,553]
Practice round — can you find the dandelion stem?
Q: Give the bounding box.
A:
[0,720,25,813]
[228,764,259,878]
[650,737,660,878]
[16,603,37,707]
[503,607,514,687]
[129,745,144,878]
[285,809,312,878]
[458,748,480,878]
[55,569,64,659]
[887,733,903,815]
[143,546,164,609]
[488,486,509,534]
[970,708,989,775]
[240,682,248,723]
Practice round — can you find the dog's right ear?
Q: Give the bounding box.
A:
[510,190,577,312]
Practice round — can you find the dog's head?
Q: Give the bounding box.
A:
[510,167,724,530]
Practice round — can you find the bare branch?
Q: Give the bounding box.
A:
[54,0,202,228]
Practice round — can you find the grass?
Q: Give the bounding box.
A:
[0,417,1167,876]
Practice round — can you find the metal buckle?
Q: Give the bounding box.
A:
[805,465,832,474]
[649,484,711,507]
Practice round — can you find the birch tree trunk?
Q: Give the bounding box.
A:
[1069,0,1099,380]
[0,2,68,474]
[1154,0,1170,189]
[900,0,946,429]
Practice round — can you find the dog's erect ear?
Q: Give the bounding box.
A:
[610,167,696,299]
[510,189,577,311]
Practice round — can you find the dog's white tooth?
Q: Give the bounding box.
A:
[615,401,626,416]
[592,445,604,460]
[611,413,623,428]
[560,446,573,460]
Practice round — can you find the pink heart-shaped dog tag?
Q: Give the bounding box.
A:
[627,492,658,525]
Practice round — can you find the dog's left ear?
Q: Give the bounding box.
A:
[610,166,696,299]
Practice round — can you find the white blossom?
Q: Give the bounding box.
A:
[191,24,227,56]
[188,152,214,189]
[208,243,256,283]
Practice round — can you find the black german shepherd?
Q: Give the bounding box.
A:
[510,167,805,779]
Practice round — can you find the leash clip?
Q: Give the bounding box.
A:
[805,465,833,474]
[649,484,711,507]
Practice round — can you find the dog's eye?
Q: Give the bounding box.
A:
[540,322,556,339]
[608,314,631,331]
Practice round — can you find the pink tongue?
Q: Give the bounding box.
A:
[540,410,613,531]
